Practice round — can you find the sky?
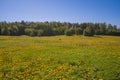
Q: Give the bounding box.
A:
[0,0,120,27]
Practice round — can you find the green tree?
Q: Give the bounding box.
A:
[99,23,106,35]
[83,26,94,36]
[65,29,74,36]
[0,21,120,36]
[75,28,83,35]
[106,24,113,35]
[53,27,65,35]
[36,29,44,36]
[25,28,35,36]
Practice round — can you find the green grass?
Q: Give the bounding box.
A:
[0,35,120,80]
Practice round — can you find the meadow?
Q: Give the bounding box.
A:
[0,35,120,80]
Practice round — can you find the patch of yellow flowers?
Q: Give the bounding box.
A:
[0,52,103,80]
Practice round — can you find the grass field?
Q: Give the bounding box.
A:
[0,35,120,80]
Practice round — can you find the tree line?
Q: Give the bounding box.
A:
[0,21,120,36]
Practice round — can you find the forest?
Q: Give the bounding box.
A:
[0,21,120,36]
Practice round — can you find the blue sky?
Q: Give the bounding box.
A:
[0,0,120,27]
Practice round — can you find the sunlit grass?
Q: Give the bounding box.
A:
[0,35,120,79]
